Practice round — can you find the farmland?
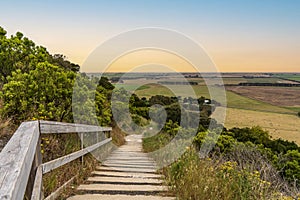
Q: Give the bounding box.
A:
[226,86,300,107]
[111,73,300,144]
[275,73,300,82]
[213,107,300,144]
[133,84,296,114]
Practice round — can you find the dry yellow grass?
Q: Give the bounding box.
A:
[212,107,300,144]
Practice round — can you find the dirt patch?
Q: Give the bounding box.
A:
[226,86,300,107]
[0,118,18,152]
[0,134,12,151]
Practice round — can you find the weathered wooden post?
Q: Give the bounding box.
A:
[80,133,84,164]
[96,131,99,143]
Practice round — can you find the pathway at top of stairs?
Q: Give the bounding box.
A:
[68,134,174,200]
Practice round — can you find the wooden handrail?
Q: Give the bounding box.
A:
[42,138,112,174]
[39,120,112,134]
[0,120,112,200]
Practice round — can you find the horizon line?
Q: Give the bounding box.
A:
[83,71,300,74]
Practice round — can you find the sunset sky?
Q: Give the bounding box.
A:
[1,0,299,72]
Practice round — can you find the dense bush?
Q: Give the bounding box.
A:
[1,62,75,122]
[194,127,300,187]
[164,148,288,200]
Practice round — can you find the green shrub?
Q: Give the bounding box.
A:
[164,149,290,200]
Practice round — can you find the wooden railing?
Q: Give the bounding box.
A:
[0,120,112,200]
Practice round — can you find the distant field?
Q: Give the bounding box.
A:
[116,77,299,144]
[122,77,298,86]
[185,77,247,85]
[213,107,300,145]
[227,86,300,107]
[133,84,295,114]
[114,84,150,91]
[246,77,286,83]
[274,74,300,82]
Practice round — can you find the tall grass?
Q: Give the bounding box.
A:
[111,125,126,146]
[163,147,298,200]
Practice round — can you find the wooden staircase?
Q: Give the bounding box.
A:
[68,134,174,200]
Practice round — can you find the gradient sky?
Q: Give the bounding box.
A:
[1,0,299,72]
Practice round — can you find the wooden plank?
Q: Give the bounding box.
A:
[31,165,43,200]
[42,138,112,174]
[39,120,112,134]
[0,121,40,200]
[25,136,43,199]
[44,176,76,200]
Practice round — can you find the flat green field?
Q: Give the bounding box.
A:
[246,77,284,83]
[274,74,300,82]
[114,84,150,91]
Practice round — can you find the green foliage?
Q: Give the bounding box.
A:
[95,89,112,126]
[0,26,79,84]
[165,149,282,200]
[162,120,179,136]
[229,126,271,145]
[193,131,236,153]
[149,95,177,106]
[127,93,215,130]
[193,127,300,186]
[71,74,113,126]
[49,54,80,72]
[98,76,115,91]
[1,62,75,122]
[0,26,7,37]
[277,150,300,183]
[166,103,181,123]
[95,83,113,125]
[142,132,173,153]
[0,26,113,126]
